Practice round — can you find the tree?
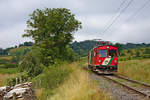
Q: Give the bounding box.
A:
[114,43,124,54]
[23,8,82,65]
[135,50,140,57]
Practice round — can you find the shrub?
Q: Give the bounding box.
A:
[18,48,44,77]
[5,73,28,86]
[5,77,16,86]
[32,62,73,99]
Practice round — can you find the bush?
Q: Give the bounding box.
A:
[32,62,73,99]
[5,77,16,86]
[33,62,72,89]
[18,48,44,77]
[5,73,28,86]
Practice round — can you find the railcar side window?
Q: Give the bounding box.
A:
[109,50,117,57]
[99,50,107,57]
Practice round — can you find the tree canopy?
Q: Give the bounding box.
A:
[23,8,82,65]
[23,8,81,48]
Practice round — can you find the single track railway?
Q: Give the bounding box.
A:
[99,74,150,99]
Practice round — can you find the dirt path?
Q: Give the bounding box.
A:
[90,73,145,100]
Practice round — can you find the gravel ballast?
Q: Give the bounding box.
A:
[90,73,146,100]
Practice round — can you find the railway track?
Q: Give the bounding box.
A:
[100,74,150,99]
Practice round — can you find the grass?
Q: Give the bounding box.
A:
[34,60,113,100]
[47,63,113,100]
[0,74,16,86]
[0,67,17,86]
[0,56,12,60]
[33,62,74,100]
[0,68,18,74]
[118,59,150,84]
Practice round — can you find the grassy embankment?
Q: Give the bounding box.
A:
[34,59,113,100]
[118,58,150,84]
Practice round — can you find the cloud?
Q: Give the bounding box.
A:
[0,23,31,48]
[0,0,150,48]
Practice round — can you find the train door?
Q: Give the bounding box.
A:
[93,49,97,65]
[108,49,118,66]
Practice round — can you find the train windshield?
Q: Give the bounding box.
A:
[109,49,117,57]
[98,50,107,57]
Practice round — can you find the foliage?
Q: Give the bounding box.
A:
[9,46,31,63]
[5,77,16,86]
[0,41,32,56]
[0,63,17,68]
[48,67,113,100]
[34,61,113,100]
[18,47,44,77]
[23,8,81,65]
[33,62,73,100]
[70,40,97,56]
[0,59,9,64]
[0,48,12,55]
[5,73,28,86]
[119,47,150,60]
[70,40,150,57]
[114,43,124,54]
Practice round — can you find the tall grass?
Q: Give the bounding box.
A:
[33,62,74,100]
[48,64,113,100]
[0,74,16,86]
[118,59,150,84]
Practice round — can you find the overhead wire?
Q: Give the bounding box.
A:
[101,0,134,34]
[103,0,127,30]
[126,0,150,22]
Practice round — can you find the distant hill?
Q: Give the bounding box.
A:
[70,40,150,56]
[70,40,97,56]
[0,41,33,56]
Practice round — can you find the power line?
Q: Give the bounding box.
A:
[102,0,134,34]
[126,0,150,22]
[103,0,127,30]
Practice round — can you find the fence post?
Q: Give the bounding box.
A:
[16,78,18,85]
[39,79,41,87]
[28,77,31,82]
[13,92,17,100]
[19,76,22,83]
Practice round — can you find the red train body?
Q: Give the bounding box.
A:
[88,45,118,73]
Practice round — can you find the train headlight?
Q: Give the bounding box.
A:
[114,60,117,63]
[99,60,101,63]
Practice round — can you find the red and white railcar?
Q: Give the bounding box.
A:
[88,45,118,73]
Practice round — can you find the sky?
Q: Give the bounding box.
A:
[0,0,150,48]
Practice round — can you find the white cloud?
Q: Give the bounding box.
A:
[0,23,31,48]
[0,0,150,48]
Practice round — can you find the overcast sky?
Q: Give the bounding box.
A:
[0,0,150,48]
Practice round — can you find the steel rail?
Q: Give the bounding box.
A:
[114,75,150,88]
[102,75,150,98]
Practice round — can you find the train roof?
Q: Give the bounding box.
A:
[89,45,118,53]
[94,45,118,49]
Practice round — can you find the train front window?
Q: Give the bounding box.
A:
[99,50,107,57]
[109,50,117,58]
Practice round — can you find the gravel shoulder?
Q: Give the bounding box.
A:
[90,73,146,100]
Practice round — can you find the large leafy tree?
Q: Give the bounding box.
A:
[23,8,81,65]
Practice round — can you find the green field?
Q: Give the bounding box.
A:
[118,58,150,84]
